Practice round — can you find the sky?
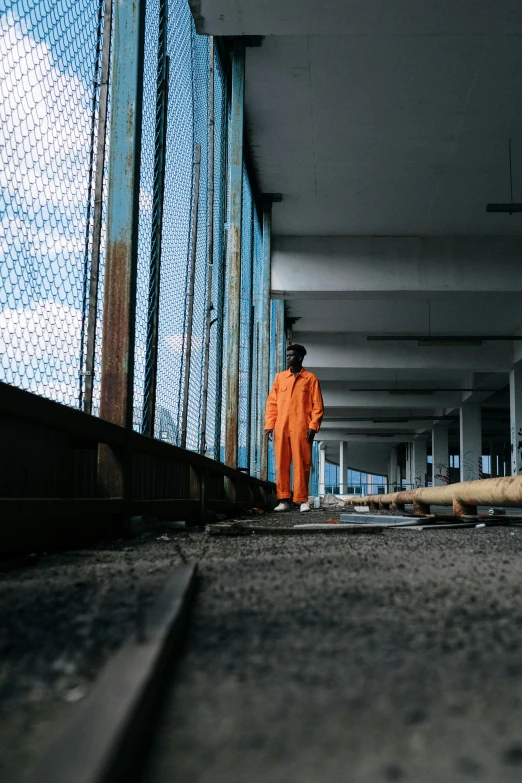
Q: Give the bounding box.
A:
[0,0,266,464]
[0,5,99,404]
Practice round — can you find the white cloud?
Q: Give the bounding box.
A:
[165,333,203,354]
[0,12,94,295]
[0,301,83,405]
[0,12,95,404]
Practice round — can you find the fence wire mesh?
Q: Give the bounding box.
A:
[238,167,253,470]
[249,207,264,478]
[2,0,274,477]
[206,45,228,461]
[1,0,105,406]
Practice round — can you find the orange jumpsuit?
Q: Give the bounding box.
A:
[264,368,324,503]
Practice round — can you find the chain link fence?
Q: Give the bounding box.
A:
[1,0,105,406]
[1,0,283,473]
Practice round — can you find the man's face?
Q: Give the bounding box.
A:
[287,349,302,368]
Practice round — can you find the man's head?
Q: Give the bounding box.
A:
[287,344,306,370]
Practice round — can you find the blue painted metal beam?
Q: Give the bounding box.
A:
[224,40,245,469]
[259,200,272,481]
[275,299,286,373]
[98,0,145,496]
[100,0,145,433]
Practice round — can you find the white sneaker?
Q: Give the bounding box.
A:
[300,502,311,513]
[274,501,291,512]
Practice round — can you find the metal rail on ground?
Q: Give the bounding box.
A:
[26,563,197,783]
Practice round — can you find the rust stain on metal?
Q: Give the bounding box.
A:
[99,239,132,428]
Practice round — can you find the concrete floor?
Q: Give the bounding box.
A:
[3,509,522,782]
[135,509,522,783]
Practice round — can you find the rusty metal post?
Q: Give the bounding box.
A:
[200,36,215,455]
[98,0,146,496]
[244,204,256,473]
[213,100,228,462]
[180,143,202,450]
[224,40,245,469]
[259,199,272,480]
[142,0,170,437]
[82,0,113,415]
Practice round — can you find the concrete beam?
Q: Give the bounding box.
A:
[320,386,465,409]
[272,237,522,299]
[318,431,415,443]
[190,1,522,36]
[300,333,513,372]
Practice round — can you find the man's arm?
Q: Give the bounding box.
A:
[308,376,324,433]
[264,378,278,439]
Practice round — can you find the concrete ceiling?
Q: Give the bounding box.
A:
[245,34,522,236]
[191,1,522,36]
[191,0,522,472]
[193,0,522,236]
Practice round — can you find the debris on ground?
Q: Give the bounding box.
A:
[320,494,345,509]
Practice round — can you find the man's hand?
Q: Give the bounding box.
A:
[306,429,316,443]
[265,428,274,442]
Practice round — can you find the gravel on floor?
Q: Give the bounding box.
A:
[0,531,186,782]
[135,508,522,783]
[3,506,522,783]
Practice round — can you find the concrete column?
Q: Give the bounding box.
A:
[388,447,398,492]
[318,442,326,495]
[412,439,427,488]
[491,441,505,477]
[490,442,498,477]
[432,424,449,486]
[510,367,522,475]
[460,404,482,482]
[339,441,348,493]
[405,443,411,488]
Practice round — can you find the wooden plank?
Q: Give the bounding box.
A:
[26,563,197,783]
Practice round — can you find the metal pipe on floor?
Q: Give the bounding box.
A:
[180,142,202,450]
[347,475,522,516]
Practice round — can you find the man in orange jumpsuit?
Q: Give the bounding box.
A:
[264,344,324,512]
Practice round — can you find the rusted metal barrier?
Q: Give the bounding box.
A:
[0,381,275,553]
[346,476,522,516]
